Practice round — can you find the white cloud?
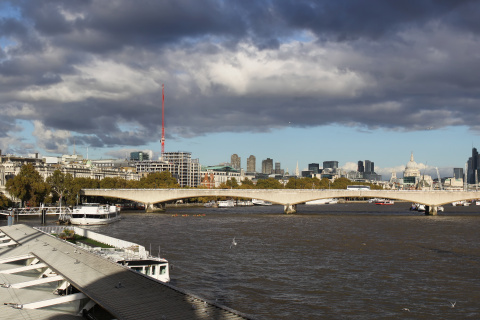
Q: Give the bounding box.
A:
[168,41,370,97]
[32,120,71,154]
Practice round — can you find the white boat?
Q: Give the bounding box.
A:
[305,198,337,205]
[252,199,273,206]
[375,199,394,205]
[236,200,253,206]
[218,200,235,207]
[69,203,121,225]
[38,226,169,282]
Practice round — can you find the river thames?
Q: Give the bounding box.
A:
[5,202,480,319]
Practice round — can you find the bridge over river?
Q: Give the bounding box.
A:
[82,189,480,215]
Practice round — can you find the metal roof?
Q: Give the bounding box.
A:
[0,224,255,320]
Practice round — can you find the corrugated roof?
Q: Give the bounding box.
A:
[0,224,255,320]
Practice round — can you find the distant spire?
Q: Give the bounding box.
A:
[410,152,414,162]
[295,161,299,177]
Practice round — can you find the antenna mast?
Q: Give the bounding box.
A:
[161,84,165,157]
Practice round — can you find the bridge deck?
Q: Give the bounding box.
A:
[0,224,253,320]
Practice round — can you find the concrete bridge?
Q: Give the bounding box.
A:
[81,188,480,215]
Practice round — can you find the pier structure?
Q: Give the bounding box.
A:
[82,188,480,215]
[0,224,254,319]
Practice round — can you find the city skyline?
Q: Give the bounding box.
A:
[1,1,479,179]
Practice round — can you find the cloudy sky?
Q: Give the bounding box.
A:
[1,0,480,178]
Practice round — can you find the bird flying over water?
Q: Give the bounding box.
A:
[230,237,237,249]
[450,301,456,308]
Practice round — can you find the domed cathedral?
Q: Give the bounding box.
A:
[403,153,433,190]
[404,153,421,178]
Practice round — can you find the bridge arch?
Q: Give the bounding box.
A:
[81,189,480,215]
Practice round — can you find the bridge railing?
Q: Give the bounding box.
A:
[0,207,72,216]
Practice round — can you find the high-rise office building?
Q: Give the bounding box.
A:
[231,154,241,170]
[274,162,284,175]
[467,147,480,184]
[262,158,274,174]
[364,160,373,173]
[247,155,256,173]
[323,161,338,169]
[357,161,364,173]
[308,163,320,174]
[453,168,463,180]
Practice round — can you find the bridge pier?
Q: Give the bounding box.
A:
[284,204,297,214]
[425,205,438,216]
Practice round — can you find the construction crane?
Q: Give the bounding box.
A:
[435,167,443,190]
[161,84,165,156]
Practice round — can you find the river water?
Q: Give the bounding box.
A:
[5,202,480,319]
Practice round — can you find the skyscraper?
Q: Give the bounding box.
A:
[262,158,273,174]
[247,155,256,173]
[364,160,372,173]
[357,161,364,173]
[231,154,241,170]
[467,147,480,184]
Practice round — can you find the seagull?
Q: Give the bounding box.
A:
[230,238,237,249]
[450,301,456,308]
[402,308,410,312]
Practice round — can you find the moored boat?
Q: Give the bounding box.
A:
[38,226,169,282]
[252,199,273,206]
[375,199,394,205]
[218,200,235,207]
[69,203,121,225]
[305,198,338,205]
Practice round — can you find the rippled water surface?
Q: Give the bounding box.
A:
[8,203,480,319]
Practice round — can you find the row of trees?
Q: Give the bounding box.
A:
[217,176,382,190]
[1,164,381,208]
[3,164,179,208]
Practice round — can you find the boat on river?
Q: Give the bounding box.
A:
[218,200,235,207]
[375,199,394,205]
[252,199,273,206]
[68,203,121,225]
[38,226,169,282]
[305,198,338,205]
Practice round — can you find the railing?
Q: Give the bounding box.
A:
[0,207,72,216]
[35,226,147,258]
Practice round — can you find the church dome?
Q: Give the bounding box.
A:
[406,154,417,169]
[404,153,420,177]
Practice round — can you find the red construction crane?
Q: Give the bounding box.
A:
[161,84,165,155]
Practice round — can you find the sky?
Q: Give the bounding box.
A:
[1,0,480,179]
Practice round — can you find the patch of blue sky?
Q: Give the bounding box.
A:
[0,2,21,19]
[280,30,315,44]
[163,124,475,173]
[0,36,16,49]
[16,119,36,144]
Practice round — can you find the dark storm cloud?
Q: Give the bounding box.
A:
[1,0,480,156]
[271,0,480,40]
[18,0,247,53]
